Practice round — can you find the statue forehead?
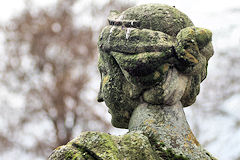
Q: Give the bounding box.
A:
[108,4,194,36]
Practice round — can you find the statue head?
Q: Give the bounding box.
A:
[97,4,213,128]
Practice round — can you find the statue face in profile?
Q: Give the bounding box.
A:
[97,4,214,129]
[97,51,140,128]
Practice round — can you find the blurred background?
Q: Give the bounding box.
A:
[0,0,239,159]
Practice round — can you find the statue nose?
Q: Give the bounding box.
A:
[97,91,104,102]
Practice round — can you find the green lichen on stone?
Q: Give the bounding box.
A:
[118,131,157,160]
[49,131,160,160]
[180,75,201,107]
[98,4,214,108]
[111,51,171,76]
[49,131,192,160]
[195,28,212,49]
[49,4,216,160]
[48,144,96,160]
[110,51,173,88]
[98,51,140,128]
[98,26,175,54]
[175,27,212,75]
[70,132,120,160]
[108,4,194,36]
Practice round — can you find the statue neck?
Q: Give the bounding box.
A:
[128,102,211,159]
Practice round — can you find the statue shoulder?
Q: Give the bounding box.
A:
[48,143,95,160]
[48,131,157,160]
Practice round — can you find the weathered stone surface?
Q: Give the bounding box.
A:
[49,4,216,160]
[49,131,158,160]
[129,102,215,160]
[107,4,194,36]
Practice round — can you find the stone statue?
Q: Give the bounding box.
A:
[49,4,216,160]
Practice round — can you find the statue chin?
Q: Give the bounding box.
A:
[111,118,128,129]
[109,109,131,129]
